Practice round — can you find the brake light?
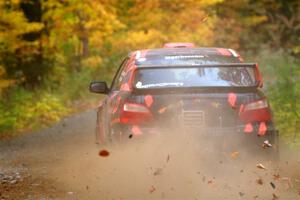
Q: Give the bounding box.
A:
[120,102,153,124]
[239,99,272,122]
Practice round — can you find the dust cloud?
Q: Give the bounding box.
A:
[1,110,299,199]
[49,129,300,200]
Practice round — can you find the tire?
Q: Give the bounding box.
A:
[95,108,112,148]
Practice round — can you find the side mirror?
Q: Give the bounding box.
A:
[89,81,109,94]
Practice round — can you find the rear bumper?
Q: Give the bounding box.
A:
[111,123,279,159]
[113,123,278,142]
[116,121,276,133]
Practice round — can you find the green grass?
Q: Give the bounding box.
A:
[253,50,300,147]
[0,66,107,139]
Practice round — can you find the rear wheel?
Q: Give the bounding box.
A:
[95,109,112,147]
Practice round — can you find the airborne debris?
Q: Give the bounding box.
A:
[256,163,267,170]
[98,150,110,157]
[166,154,170,162]
[262,140,272,148]
[238,192,245,197]
[149,185,156,193]
[230,151,240,159]
[256,178,263,185]
[273,174,281,181]
[153,168,163,176]
[270,182,276,189]
[272,193,278,200]
[158,107,167,114]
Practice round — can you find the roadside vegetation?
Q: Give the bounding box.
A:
[0,0,299,146]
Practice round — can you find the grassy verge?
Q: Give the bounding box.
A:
[0,67,110,140]
[249,50,300,148]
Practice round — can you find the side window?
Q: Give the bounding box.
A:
[111,58,129,91]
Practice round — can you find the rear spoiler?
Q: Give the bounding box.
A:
[138,63,256,68]
[137,63,263,88]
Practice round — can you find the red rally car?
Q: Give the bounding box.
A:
[90,43,279,155]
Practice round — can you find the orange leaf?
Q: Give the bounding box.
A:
[99,149,110,157]
[158,107,167,114]
[230,151,240,159]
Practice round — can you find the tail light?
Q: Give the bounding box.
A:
[239,99,272,122]
[120,102,153,124]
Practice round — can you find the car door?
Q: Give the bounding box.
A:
[96,57,130,144]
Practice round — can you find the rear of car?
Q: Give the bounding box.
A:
[91,47,278,158]
[129,64,269,132]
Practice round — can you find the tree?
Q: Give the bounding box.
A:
[109,0,221,52]
[0,0,43,89]
[42,0,122,71]
[214,0,300,55]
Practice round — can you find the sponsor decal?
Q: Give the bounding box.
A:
[165,55,204,60]
[136,82,184,89]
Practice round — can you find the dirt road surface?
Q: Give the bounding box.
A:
[1,110,300,200]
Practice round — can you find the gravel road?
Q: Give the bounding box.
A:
[0,109,299,200]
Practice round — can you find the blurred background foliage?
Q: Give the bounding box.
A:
[0,0,299,145]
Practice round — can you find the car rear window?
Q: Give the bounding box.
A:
[133,67,257,89]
